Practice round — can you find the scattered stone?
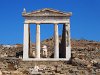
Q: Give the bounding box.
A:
[0,39,100,74]
[0,70,2,75]
[56,66,62,73]
[72,58,92,67]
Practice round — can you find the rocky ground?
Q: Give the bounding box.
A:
[0,39,100,75]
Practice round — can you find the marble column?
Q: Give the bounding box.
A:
[65,23,71,60]
[23,23,30,60]
[36,23,40,58]
[54,23,59,58]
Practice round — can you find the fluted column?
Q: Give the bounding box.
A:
[23,23,30,60]
[36,23,40,58]
[54,23,59,58]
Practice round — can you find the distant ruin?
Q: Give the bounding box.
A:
[22,8,72,61]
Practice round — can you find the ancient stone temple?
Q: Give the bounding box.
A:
[22,8,72,61]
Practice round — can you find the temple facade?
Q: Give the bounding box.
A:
[22,8,72,61]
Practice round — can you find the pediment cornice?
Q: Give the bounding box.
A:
[22,8,72,17]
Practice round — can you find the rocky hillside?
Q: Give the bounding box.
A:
[0,38,100,75]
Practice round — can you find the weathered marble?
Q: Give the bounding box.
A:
[36,24,40,58]
[54,23,59,58]
[23,23,30,60]
[22,8,72,61]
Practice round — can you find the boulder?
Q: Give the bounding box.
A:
[72,58,92,67]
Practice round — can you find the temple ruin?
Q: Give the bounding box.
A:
[22,8,72,61]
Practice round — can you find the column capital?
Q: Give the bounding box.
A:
[65,22,69,25]
[24,23,30,24]
[54,23,59,25]
[65,23,70,28]
[36,23,41,25]
[37,23,40,24]
[24,22,29,24]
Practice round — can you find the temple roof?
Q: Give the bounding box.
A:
[22,8,72,17]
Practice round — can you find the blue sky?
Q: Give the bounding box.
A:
[0,0,100,44]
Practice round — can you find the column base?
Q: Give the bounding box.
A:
[22,58,70,61]
[66,46,71,60]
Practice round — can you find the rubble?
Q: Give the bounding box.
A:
[0,39,99,74]
[0,70,2,75]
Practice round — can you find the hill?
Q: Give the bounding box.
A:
[0,38,100,75]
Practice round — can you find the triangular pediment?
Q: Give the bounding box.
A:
[22,8,72,17]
